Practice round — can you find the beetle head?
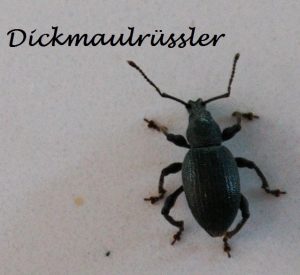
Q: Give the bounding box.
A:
[186,98,222,147]
[186,98,205,113]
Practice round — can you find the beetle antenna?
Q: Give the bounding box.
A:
[127,60,188,107]
[203,53,240,104]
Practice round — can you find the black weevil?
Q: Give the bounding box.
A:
[127,54,286,257]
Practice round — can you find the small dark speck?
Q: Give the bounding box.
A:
[105,251,111,257]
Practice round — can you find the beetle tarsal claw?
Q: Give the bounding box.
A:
[171,230,182,245]
[232,111,259,120]
[171,223,184,245]
[144,118,168,134]
[242,112,259,120]
[266,188,287,197]
[144,193,165,204]
[223,236,232,258]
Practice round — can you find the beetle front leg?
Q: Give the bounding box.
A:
[144,118,190,148]
[222,112,259,141]
[144,162,182,204]
[236,157,286,196]
[223,194,250,258]
[161,186,184,245]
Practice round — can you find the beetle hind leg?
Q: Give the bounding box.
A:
[223,194,250,258]
[144,162,182,204]
[161,186,184,245]
[236,157,286,196]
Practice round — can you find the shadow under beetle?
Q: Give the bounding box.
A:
[127,54,286,257]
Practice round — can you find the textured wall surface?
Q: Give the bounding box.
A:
[0,1,299,274]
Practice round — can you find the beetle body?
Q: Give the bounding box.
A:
[128,54,286,257]
[182,99,241,237]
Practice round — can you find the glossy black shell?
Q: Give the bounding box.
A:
[182,145,240,237]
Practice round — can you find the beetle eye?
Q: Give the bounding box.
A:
[186,104,191,110]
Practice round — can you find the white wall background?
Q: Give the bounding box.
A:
[0,1,299,274]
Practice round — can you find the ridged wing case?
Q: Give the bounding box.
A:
[182,145,240,236]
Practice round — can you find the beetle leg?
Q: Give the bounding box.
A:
[144,118,168,134]
[236,157,286,197]
[232,111,259,120]
[144,118,190,148]
[144,162,182,204]
[223,194,250,258]
[161,186,184,245]
[222,112,259,141]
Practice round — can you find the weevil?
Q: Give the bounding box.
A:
[127,54,286,257]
